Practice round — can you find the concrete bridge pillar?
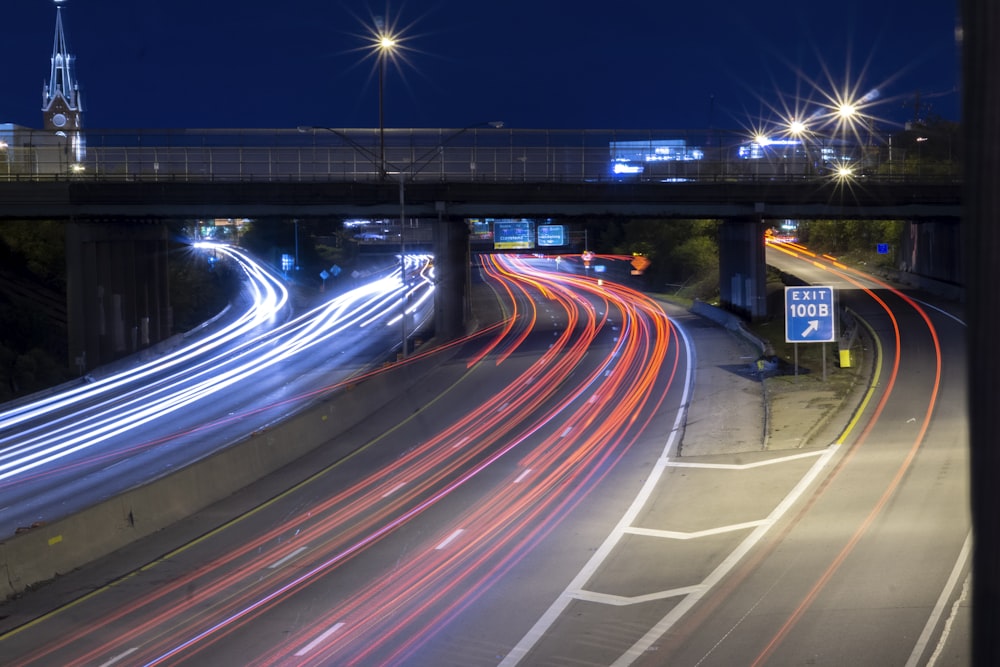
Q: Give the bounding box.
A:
[899,218,963,287]
[718,217,767,320]
[432,210,468,341]
[65,221,171,372]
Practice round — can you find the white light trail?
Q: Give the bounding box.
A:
[0,247,436,484]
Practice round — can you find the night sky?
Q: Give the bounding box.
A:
[3,1,960,132]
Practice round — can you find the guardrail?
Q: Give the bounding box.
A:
[0,128,961,185]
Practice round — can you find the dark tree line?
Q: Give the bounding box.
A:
[0,221,239,402]
[584,218,720,300]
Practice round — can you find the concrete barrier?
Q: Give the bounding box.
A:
[691,299,769,354]
[0,344,454,600]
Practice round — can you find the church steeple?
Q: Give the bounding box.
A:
[42,0,84,161]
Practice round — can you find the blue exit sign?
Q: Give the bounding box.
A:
[784,285,836,343]
[537,224,565,247]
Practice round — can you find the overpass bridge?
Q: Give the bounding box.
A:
[0,127,959,219]
[0,128,961,368]
[0,178,960,221]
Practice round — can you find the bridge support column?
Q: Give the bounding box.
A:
[718,217,767,320]
[432,208,469,341]
[898,218,964,294]
[66,221,171,372]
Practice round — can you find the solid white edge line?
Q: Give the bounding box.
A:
[928,576,971,666]
[906,530,972,667]
[497,320,696,667]
[294,622,345,657]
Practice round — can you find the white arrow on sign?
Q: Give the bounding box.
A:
[801,320,819,337]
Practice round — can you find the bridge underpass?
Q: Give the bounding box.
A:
[64,221,171,373]
[0,152,961,369]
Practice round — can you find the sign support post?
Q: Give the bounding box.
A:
[784,285,836,380]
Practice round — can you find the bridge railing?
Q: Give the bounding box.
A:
[0,128,962,184]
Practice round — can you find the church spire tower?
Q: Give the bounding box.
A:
[42,0,84,161]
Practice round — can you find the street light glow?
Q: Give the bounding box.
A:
[367,13,406,65]
[837,103,857,119]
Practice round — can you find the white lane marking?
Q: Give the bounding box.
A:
[610,445,839,666]
[928,575,971,667]
[453,435,470,449]
[294,622,345,657]
[382,482,407,498]
[514,468,533,483]
[436,529,464,550]
[907,531,972,667]
[573,585,706,607]
[665,449,827,470]
[560,426,573,438]
[498,320,697,667]
[98,647,138,667]
[624,520,766,541]
[912,297,966,328]
[268,546,308,569]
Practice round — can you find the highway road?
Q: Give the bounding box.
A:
[0,243,434,536]
[0,248,969,665]
[628,243,968,666]
[0,253,692,665]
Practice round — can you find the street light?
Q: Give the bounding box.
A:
[374,16,396,181]
[786,119,811,176]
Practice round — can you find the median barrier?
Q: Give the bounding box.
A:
[0,343,455,600]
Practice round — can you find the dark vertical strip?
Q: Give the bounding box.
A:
[963,1,1000,664]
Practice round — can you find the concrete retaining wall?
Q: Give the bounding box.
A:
[0,347,449,600]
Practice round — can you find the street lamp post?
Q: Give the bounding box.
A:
[398,170,408,357]
[303,122,502,359]
[378,46,386,179]
[374,16,396,181]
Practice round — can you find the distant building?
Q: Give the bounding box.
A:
[36,0,86,173]
[609,139,704,179]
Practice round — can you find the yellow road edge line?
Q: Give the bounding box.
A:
[834,310,883,446]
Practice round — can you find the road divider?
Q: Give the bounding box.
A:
[0,344,452,600]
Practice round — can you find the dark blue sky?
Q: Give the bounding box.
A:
[3,1,960,131]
